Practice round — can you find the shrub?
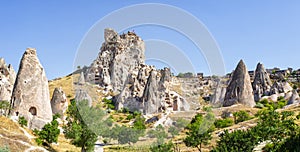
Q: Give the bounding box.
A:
[0,145,10,152]
[18,116,28,127]
[214,118,234,128]
[233,110,251,124]
[34,114,60,145]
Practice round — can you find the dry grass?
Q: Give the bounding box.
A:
[49,74,79,100]
[51,134,80,152]
[0,116,30,151]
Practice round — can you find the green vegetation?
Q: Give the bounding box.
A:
[233,110,252,124]
[0,145,10,152]
[64,99,111,152]
[256,97,288,110]
[184,113,215,152]
[212,109,300,152]
[149,124,173,152]
[0,101,10,116]
[214,118,234,128]
[103,98,115,110]
[34,114,60,145]
[177,72,194,78]
[18,116,27,127]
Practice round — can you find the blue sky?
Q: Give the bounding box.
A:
[1,1,300,79]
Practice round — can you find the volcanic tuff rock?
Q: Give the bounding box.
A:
[287,90,299,105]
[270,81,293,95]
[86,28,145,93]
[10,48,52,130]
[252,63,272,101]
[223,60,256,107]
[0,58,16,102]
[86,29,190,114]
[75,89,92,107]
[78,72,85,85]
[211,79,227,106]
[51,87,68,118]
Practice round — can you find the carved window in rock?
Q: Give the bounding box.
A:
[29,107,37,116]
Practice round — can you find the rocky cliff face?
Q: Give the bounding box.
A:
[85,29,190,114]
[252,63,272,101]
[10,48,52,129]
[0,58,16,102]
[86,28,145,93]
[51,87,68,118]
[223,60,256,107]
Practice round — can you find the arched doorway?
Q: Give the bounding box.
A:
[29,107,37,116]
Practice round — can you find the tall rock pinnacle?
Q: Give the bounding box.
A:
[223,60,256,107]
[252,63,272,101]
[10,48,52,129]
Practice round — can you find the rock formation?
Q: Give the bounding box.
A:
[223,60,256,107]
[77,72,85,85]
[0,58,16,102]
[287,90,299,105]
[85,29,190,114]
[10,48,52,129]
[211,79,226,106]
[75,89,92,107]
[252,63,272,101]
[270,81,293,95]
[50,88,68,118]
[86,28,145,93]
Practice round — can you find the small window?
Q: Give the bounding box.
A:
[29,107,37,116]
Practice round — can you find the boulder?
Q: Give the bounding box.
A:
[50,88,68,118]
[10,48,52,130]
[223,60,256,107]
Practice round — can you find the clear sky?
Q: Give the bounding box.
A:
[1,1,300,80]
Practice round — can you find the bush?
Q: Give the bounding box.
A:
[0,145,10,152]
[255,103,264,109]
[34,114,60,145]
[150,141,174,152]
[103,98,115,109]
[233,110,251,124]
[214,118,234,128]
[18,116,28,127]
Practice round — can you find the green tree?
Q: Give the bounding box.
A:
[149,125,173,152]
[184,113,214,152]
[18,116,27,127]
[63,99,110,152]
[34,114,60,145]
[212,110,299,152]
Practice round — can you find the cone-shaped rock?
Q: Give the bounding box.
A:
[252,63,272,101]
[51,87,68,118]
[78,72,85,85]
[0,58,16,101]
[10,48,52,129]
[223,60,256,107]
[75,89,92,107]
[287,90,299,105]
